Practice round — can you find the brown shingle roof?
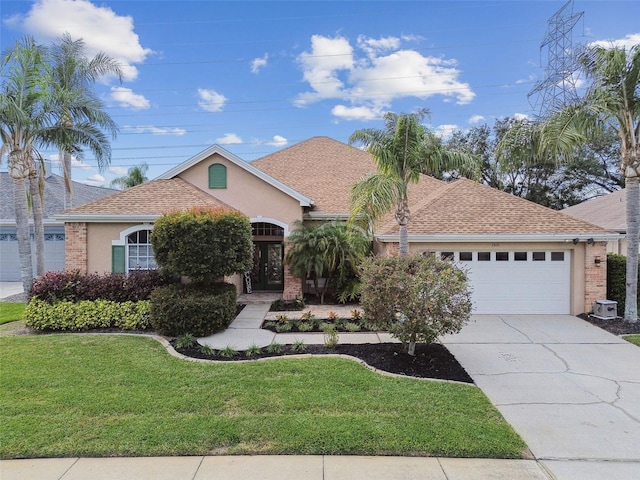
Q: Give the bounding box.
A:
[378,178,610,235]
[562,189,626,232]
[253,136,379,214]
[62,178,232,216]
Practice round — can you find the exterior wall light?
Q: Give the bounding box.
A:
[594,256,602,265]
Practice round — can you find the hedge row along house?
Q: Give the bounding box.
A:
[56,136,620,315]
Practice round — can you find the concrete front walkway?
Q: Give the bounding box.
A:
[0,455,552,480]
[442,315,640,480]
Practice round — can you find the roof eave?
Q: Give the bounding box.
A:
[156,144,314,207]
[54,214,160,223]
[375,233,624,243]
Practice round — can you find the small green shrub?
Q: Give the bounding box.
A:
[200,344,216,356]
[345,322,361,332]
[175,334,197,349]
[275,322,292,333]
[263,320,277,329]
[322,324,339,348]
[245,344,262,357]
[350,309,363,321]
[291,340,306,352]
[149,282,236,337]
[266,342,283,354]
[275,314,289,324]
[297,322,313,332]
[219,345,237,358]
[300,310,315,322]
[24,298,151,331]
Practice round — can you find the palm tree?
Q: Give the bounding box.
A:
[349,109,479,256]
[111,162,149,189]
[49,33,121,208]
[285,221,370,304]
[536,44,639,322]
[1,37,49,294]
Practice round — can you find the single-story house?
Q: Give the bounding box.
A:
[562,189,632,255]
[56,136,620,315]
[0,164,115,281]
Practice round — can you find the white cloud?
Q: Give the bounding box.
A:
[332,104,383,121]
[216,133,242,145]
[47,153,91,171]
[197,88,227,112]
[124,125,186,136]
[109,166,128,175]
[513,113,530,121]
[252,135,288,147]
[295,34,475,120]
[6,0,153,81]
[83,173,106,186]
[590,33,640,50]
[111,87,150,109]
[434,124,458,140]
[264,135,288,147]
[251,54,268,74]
[468,115,485,124]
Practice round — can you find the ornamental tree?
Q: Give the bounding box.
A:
[151,207,253,284]
[359,253,472,355]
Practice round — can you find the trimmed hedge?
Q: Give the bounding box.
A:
[30,270,174,304]
[149,282,237,337]
[607,253,640,313]
[151,207,253,283]
[24,298,151,331]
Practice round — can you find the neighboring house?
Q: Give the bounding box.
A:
[0,166,115,281]
[562,189,631,255]
[56,137,620,315]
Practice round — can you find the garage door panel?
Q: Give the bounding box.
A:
[451,251,570,315]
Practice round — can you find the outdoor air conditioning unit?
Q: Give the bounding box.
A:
[592,300,618,320]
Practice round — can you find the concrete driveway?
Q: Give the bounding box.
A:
[442,315,640,479]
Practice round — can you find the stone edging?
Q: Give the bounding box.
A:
[151,335,473,386]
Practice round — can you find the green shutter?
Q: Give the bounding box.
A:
[208,163,227,189]
[112,245,125,273]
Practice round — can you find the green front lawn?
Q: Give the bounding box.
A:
[0,302,25,325]
[623,335,640,347]
[0,335,526,459]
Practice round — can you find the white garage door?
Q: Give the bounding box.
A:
[441,250,571,315]
[0,231,66,281]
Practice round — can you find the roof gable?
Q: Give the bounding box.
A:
[378,178,611,236]
[562,189,626,232]
[253,137,381,215]
[57,178,233,220]
[157,144,313,207]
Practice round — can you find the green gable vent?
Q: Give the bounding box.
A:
[208,163,227,189]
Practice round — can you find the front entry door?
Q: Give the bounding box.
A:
[250,242,284,291]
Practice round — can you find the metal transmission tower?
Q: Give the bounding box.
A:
[528,0,584,118]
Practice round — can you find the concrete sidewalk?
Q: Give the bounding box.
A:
[0,455,552,480]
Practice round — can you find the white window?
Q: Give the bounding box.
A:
[126,228,157,271]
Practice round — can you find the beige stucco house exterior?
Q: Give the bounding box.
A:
[57,136,620,315]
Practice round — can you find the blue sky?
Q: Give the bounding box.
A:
[1,0,639,187]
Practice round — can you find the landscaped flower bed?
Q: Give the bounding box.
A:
[262,307,372,333]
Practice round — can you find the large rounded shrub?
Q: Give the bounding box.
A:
[149,282,237,337]
[151,207,253,284]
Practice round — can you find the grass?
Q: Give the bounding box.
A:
[0,302,25,325]
[0,335,526,459]
[623,335,640,347]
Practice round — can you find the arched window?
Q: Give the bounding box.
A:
[208,163,227,189]
[112,225,156,273]
[126,228,157,271]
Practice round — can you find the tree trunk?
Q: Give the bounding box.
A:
[8,150,33,298]
[396,199,410,257]
[407,332,417,356]
[624,176,639,322]
[62,149,73,208]
[29,164,45,277]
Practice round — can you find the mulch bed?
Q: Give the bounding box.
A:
[172,341,474,384]
[579,313,640,335]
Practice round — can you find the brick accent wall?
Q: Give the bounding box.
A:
[65,222,88,274]
[282,243,302,300]
[584,242,607,311]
